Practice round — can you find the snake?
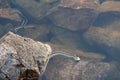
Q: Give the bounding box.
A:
[9,0,61,32]
[12,8,28,32]
[8,0,28,32]
[38,51,80,76]
[50,51,80,61]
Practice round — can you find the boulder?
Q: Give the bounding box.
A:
[86,1,120,60]
[50,26,84,49]
[94,1,120,26]
[48,7,97,31]
[47,0,100,31]
[60,0,100,9]
[0,32,52,80]
[97,1,120,12]
[0,8,27,34]
[10,0,61,20]
[0,8,23,32]
[0,8,21,22]
[49,26,96,50]
[84,26,120,61]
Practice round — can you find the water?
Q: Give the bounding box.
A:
[0,0,120,80]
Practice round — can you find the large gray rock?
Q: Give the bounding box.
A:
[0,32,52,80]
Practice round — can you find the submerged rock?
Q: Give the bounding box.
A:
[0,8,24,32]
[97,1,120,12]
[48,7,97,31]
[16,24,51,41]
[42,57,120,80]
[47,0,99,31]
[60,0,100,9]
[0,8,22,22]
[48,43,105,61]
[10,0,61,20]
[49,26,97,50]
[0,0,10,8]
[93,11,120,27]
[84,27,120,61]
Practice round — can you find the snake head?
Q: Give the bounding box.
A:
[73,56,80,62]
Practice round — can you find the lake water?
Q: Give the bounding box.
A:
[0,0,120,80]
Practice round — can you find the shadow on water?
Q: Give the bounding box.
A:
[40,75,46,80]
[99,0,105,4]
[93,12,120,27]
[0,17,18,26]
[99,0,120,4]
[8,0,37,24]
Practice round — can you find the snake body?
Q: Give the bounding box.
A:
[12,8,28,32]
[39,51,80,76]
[50,51,80,61]
[8,0,28,32]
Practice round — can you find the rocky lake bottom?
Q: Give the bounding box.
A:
[0,0,120,80]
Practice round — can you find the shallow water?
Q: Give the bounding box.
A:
[0,0,120,80]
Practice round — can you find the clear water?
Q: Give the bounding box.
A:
[0,0,120,80]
